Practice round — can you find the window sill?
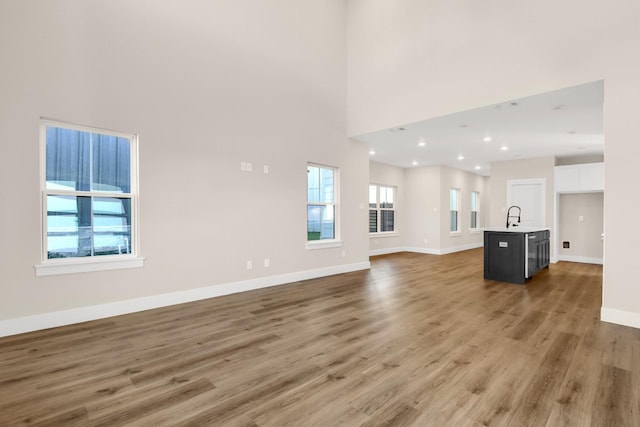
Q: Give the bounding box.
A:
[469,228,482,234]
[35,256,145,277]
[369,232,399,238]
[305,240,343,250]
[450,231,462,237]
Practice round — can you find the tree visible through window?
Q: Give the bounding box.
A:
[307,164,337,241]
[42,121,138,260]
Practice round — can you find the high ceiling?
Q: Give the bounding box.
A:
[352,81,604,176]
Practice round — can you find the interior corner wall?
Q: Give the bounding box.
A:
[0,0,370,331]
[371,163,487,255]
[483,175,491,228]
[558,193,604,263]
[369,161,405,254]
[403,166,441,252]
[347,0,640,328]
[438,166,486,253]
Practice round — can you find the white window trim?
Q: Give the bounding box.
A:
[450,188,460,234]
[470,190,480,232]
[369,184,397,235]
[306,163,340,249]
[35,119,144,276]
[369,232,399,238]
[305,239,343,250]
[35,255,145,276]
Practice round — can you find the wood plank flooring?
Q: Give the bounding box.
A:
[1,249,639,426]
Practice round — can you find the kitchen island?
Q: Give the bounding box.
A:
[484,227,550,284]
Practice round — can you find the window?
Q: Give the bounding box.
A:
[450,188,460,233]
[307,164,338,243]
[37,120,142,275]
[470,191,479,229]
[369,184,395,233]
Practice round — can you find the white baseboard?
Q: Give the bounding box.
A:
[439,242,484,255]
[601,307,640,330]
[369,247,405,256]
[0,261,370,338]
[404,242,483,256]
[403,246,441,255]
[557,255,603,265]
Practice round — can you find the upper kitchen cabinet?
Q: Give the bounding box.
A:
[554,163,604,193]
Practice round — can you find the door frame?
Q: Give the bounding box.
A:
[506,178,546,228]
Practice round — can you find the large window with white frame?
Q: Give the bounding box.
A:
[450,188,460,233]
[39,120,140,270]
[470,191,480,229]
[307,164,338,242]
[369,184,396,233]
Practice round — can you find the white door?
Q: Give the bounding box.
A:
[507,179,545,228]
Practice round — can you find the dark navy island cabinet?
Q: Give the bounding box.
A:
[484,229,550,284]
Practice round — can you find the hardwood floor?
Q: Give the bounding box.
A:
[1,249,638,426]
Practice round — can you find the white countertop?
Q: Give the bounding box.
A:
[483,226,550,233]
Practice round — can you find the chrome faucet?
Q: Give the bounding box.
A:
[506,205,521,228]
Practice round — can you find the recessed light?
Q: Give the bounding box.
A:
[412,160,418,166]
[475,165,481,170]
[369,150,376,155]
[500,146,509,151]
[457,155,464,160]
[418,139,426,147]
[483,136,492,142]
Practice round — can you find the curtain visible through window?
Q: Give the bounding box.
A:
[44,125,134,259]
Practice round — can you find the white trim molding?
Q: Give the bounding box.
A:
[369,247,404,256]
[0,261,370,338]
[305,240,343,250]
[601,307,640,330]
[556,255,603,265]
[402,242,483,256]
[35,256,145,276]
[403,247,441,255]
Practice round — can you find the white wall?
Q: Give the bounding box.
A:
[403,166,441,252]
[347,0,640,328]
[0,0,370,332]
[369,161,405,254]
[401,165,486,254]
[489,157,555,230]
[558,193,604,264]
[439,166,486,252]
